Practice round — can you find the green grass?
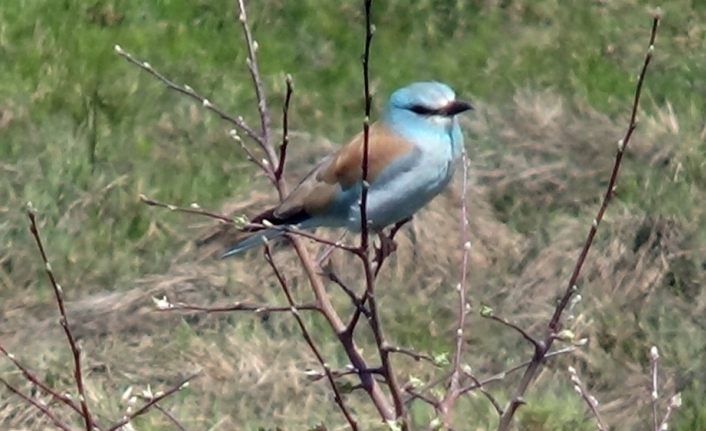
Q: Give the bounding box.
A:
[1,0,705,429]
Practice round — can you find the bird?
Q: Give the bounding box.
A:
[223,81,472,257]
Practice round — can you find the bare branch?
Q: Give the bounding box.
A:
[0,377,73,431]
[114,45,263,150]
[0,343,84,419]
[463,371,504,416]
[458,347,576,396]
[152,296,319,314]
[439,144,473,425]
[358,0,374,251]
[153,404,189,431]
[383,345,438,367]
[27,207,94,431]
[496,17,660,430]
[263,245,359,430]
[568,365,607,431]
[275,74,294,181]
[235,0,273,153]
[657,392,682,431]
[650,346,660,431]
[140,194,236,224]
[106,373,198,431]
[484,313,542,352]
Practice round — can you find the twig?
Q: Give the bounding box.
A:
[152,296,319,314]
[463,371,504,416]
[263,245,359,430]
[657,393,682,431]
[358,0,374,250]
[650,346,660,431]
[140,194,236,224]
[351,0,405,422]
[384,345,438,367]
[0,343,84,419]
[27,207,94,431]
[568,365,607,431]
[403,387,439,409]
[0,377,73,431]
[439,145,473,425]
[275,74,294,181]
[458,347,576,396]
[106,373,198,431]
[484,313,542,352]
[140,193,360,253]
[236,0,273,154]
[113,45,264,153]
[325,269,371,319]
[153,404,189,431]
[496,16,660,430]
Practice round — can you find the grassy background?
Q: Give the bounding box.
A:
[1,0,705,429]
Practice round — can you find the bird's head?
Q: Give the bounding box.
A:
[384,81,473,130]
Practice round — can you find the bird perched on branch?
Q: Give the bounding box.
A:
[223,81,472,257]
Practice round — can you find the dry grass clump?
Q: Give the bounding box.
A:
[1,89,700,429]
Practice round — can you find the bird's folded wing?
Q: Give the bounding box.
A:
[274,122,414,220]
[318,122,414,187]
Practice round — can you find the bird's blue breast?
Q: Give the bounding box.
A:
[339,117,463,231]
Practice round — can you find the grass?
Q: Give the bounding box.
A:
[1,0,705,429]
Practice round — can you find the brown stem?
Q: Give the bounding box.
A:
[264,245,358,429]
[114,46,264,156]
[0,343,85,420]
[458,347,576,396]
[439,148,472,425]
[105,373,198,431]
[27,209,94,431]
[275,74,294,181]
[236,0,273,156]
[1,377,73,431]
[496,16,660,430]
[158,301,319,314]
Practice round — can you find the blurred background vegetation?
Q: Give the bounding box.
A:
[1,0,705,429]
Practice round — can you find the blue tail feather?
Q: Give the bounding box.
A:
[221,228,286,258]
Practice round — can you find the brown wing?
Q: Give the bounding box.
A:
[272,122,414,222]
[318,122,414,187]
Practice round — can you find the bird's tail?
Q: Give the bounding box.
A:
[221,228,286,258]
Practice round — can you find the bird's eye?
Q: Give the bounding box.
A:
[407,104,437,115]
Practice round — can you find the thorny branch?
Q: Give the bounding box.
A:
[495,15,661,430]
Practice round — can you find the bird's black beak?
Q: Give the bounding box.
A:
[443,100,474,116]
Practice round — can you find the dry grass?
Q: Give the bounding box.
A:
[1,90,702,429]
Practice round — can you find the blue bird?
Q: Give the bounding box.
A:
[223,81,472,257]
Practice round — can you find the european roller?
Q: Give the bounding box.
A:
[223,81,472,257]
